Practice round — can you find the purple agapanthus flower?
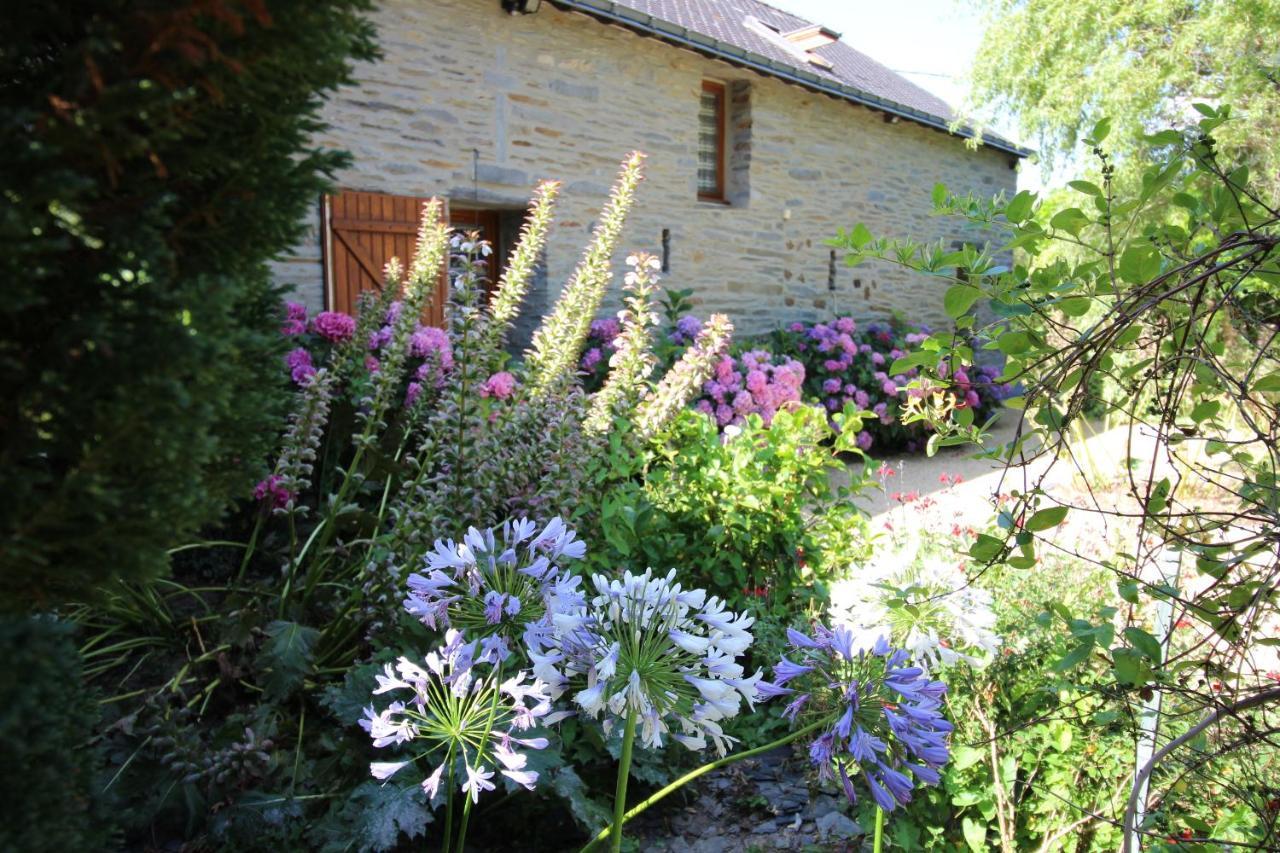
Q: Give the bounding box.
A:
[761,623,952,812]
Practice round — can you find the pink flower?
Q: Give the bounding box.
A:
[715,404,734,427]
[965,390,980,409]
[789,322,805,333]
[281,301,307,336]
[365,355,380,373]
[835,317,855,334]
[312,311,356,343]
[745,369,767,395]
[410,326,451,359]
[405,381,424,408]
[285,347,315,385]
[881,380,899,396]
[695,400,715,416]
[254,475,292,509]
[871,352,885,366]
[822,378,842,394]
[481,370,517,400]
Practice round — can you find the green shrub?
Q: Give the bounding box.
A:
[0,616,113,851]
[594,405,873,616]
[0,0,377,607]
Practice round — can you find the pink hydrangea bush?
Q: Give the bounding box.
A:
[691,349,805,429]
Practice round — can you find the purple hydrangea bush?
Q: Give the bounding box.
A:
[770,316,1011,452]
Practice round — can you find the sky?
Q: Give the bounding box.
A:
[768,0,1043,191]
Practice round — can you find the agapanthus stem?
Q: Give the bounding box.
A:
[873,805,885,853]
[582,717,830,852]
[443,744,457,853]
[454,664,504,853]
[610,710,639,853]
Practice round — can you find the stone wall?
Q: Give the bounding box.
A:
[272,0,1019,339]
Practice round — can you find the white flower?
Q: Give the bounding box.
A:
[829,535,1001,671]
[371,760,409,781]
[538,568,763,757]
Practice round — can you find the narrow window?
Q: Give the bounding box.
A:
[697,81,727,201]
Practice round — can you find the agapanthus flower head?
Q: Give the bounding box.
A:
[533,568,767,756]
[362,629,552,801]
[403,517,586,661]
[828,536,1000,670]
[765,623,952,811]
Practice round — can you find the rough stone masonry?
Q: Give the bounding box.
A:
[272,0,1018,342]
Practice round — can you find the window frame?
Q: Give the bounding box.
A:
[697,80,728,203]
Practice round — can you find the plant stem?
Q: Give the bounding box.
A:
[233,513,264,585]
[610,710,639,853]
[443,744,456,853]
[873,805,885,853]
[454,665,504,853]
[580,717,829,853]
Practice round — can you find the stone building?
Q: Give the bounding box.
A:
[274,0,1027,340]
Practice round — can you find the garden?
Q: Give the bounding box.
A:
[3,2,1279,852]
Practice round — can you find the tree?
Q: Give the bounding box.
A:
[0,1,377,607]
[835,108,1280,847]
[967,0,1280,196]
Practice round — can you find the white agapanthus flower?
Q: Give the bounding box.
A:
[530,568,765,756]
[829,536,1000,671]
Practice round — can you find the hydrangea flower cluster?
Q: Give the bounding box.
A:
[530,568,766,756]
[766,624,952,812]
[403,518,587,663]
[669,314,704,345]
[828,537,1001,671]
[281,301,308,336]
[769,317,1011,452]
[285,347,316,386]
[362,629,553,802]
[692,350,805,428]
[312,310,356,343]
[480,370,517,400]
[579,316,622,388]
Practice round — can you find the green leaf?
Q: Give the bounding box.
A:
[1117,581,1140,604]
[1052,637,1095,672]
[261,620,319,701]
[997,331,1030,354]
[944,284,983,318]
[1112,647,1153,686]
[1191,102,1217,118]
[1190,400,1221,422]
[1068,180,1103,197]
[1124,627,1164,664]
[1088,117,1112,144]
[1025,506,1069,532]
[969,534,1005,562]
[1118,244,1162,284]
[1253,373,1280,393]
[962,817,988,853]
[1058,296,1091,316]
[1049,207,1089,236]
[931,182,948,207]
[952,744,984,771]
[1005,190,1035,223]
[311,781,432,853]
[847,222,873,249]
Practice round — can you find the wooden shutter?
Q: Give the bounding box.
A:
[324,190,449,326]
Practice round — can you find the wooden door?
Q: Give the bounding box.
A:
[324,190,450,326]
